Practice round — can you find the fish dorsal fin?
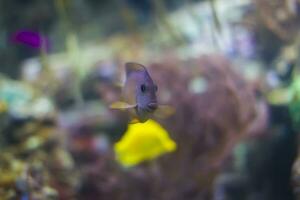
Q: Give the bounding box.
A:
[125,62,146,76]
[110,101,137,110]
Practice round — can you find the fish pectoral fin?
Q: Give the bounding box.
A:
[110,101,137,110]
[129,118,141,124]
[113,82,123,88]
[153,105,176,118]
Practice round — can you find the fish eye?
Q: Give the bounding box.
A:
[154,85,158,92]
[141,84,146,92]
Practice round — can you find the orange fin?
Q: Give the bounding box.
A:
[125,62,146,75]
[129,118,141,124]
[110,101,137,110]
[153,105,176,119]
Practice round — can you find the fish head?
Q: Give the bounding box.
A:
[125,62,158,114]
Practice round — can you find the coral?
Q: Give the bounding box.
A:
[112,54,259,199]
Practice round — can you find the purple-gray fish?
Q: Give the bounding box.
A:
[110,62,172,123]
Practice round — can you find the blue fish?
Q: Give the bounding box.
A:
[110,62,173,123]
[11,30,48,49]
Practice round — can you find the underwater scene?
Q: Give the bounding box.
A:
[1,0,300,199]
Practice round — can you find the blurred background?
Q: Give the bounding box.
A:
[1,0,300,199]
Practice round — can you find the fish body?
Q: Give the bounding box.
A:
[11,30,48,49]
[110,62,159,123]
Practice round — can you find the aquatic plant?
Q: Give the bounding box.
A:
[0,77,78,200]
[254,0,300,41]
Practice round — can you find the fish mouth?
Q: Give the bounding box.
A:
[146,102,158,112]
